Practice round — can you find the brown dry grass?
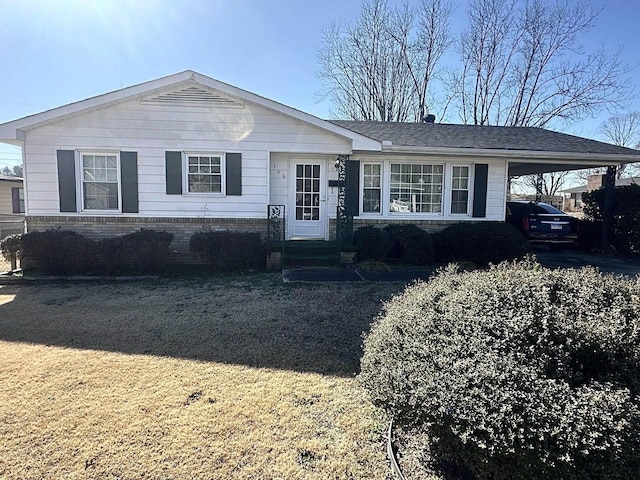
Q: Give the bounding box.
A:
[0,274,403,479]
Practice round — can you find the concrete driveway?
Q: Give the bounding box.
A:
[532,246,640,277]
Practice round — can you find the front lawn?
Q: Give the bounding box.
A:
[0,274,402,479]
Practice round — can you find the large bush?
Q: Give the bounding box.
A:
[583,184,640,253]
[352,226,391,262]
[100,229,174,273]
[433,222,528,265]
[190,231,265,271]
[360,259,640,479]
[21,229,98,275]
[384,224,435,265]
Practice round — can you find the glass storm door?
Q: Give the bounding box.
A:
[290,161,326,239]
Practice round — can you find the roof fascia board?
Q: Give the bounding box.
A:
[377,145,640,163]
[0,71,199,139]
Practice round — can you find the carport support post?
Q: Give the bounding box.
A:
[601,165,616,252]
[535,174,543,203]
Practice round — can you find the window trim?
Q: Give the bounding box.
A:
[388,161,445,215]
[183,151,226,196]
[449,164,472,216]
[360,161,383,215]
[79,150,121,213]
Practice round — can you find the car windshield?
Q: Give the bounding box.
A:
[508,202,563,215]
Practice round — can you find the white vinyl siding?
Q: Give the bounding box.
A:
[22,96,352,217]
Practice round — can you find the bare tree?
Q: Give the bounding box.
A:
[575,112,640,181]
[600,112,640,149]
[389,0,454,121]
[453,0,633,128]
[513,170,571,197]
[452,0,637,197]
[317,0,453,122]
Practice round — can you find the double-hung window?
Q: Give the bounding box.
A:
[187,154,223,193]
[82,153,119,210]
[451,166,470,214]
[362,163,382,214]
[390,163,444,213]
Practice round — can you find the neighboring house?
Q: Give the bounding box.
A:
[0,174,24,216]
[560,175,640,212]
[0,174,24,246]
[0,70,639,260]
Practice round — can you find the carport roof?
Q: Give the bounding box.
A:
[330,120,640,175]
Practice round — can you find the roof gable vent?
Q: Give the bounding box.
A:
[142,86,242,107]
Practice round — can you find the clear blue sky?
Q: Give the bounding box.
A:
[1,0,639,172]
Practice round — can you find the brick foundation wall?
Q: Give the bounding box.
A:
[26,216,269,263]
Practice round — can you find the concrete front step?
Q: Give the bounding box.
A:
[283,241,339,267]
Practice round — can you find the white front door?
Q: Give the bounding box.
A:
[289,160,326,239]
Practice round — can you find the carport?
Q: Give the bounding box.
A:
[508,146,640,250]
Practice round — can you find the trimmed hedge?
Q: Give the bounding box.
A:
[433,222,528,265]
[384,224,435,265]
[360,259,640,479]
[190,231,265,271]
[21,229,98,275]
[99,229,174,273]
[13,228,174,275]
[352,226,391,262]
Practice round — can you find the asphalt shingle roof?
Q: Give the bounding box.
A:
[330,120,640,156]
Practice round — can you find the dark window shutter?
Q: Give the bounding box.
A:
[57,150,77,212]
[472,164,489,218]
[120,151,138,213]
[165,151,182,194]
[345,160,360,215]
[226,153,242,196]
[11,187,22,213]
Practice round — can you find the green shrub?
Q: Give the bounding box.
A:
[383,224,435,265]
[359,259,640,480]
[352,226,391,262]
[190,231,265,271]
[433,222,528,265]
[99,229,174,273]
[583,184,640,253]
[0,234,22,263]
[21,229,98,275]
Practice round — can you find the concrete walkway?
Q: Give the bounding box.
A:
[283,247,640,283]
[533,247,640,277]
[282,267,434,283]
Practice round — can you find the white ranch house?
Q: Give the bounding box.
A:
[1,70,639,262]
